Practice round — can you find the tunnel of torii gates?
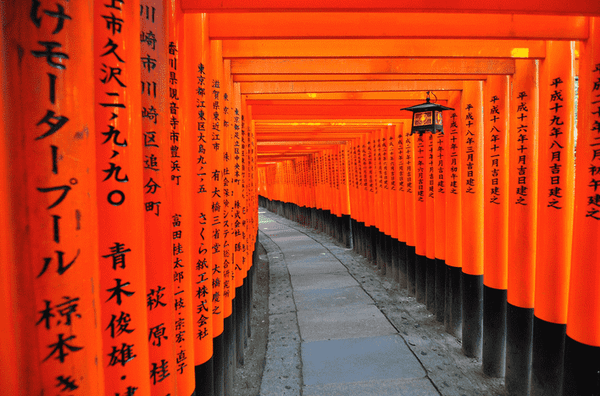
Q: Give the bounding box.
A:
[2,0,600,396]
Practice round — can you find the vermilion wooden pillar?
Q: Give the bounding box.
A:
[461,81,484,359]
[340,143,352,248]
[375,129,385,272]
[532,40,575,395]
[368,133,378,265]
[382,128,392,276]
[506,59,539,396]
[222,58,237,396]
[363,135,375,261]
[183,12,214,396]
[0,3,22,392]
[6,1,105,394]
[425,132,436,312]
[140,1,177,393]
[95,0,153,394]
[209,39,226,396]
[349,142,358,252]
[245,103,256,342]
[233,82,246,367]
[445,92,463,337]
[167,0,197,393]
[414,133,427,303]
[396,123,408,289]
[434,129,447,322]
[404,128,417,295]
[482,75,510,378]
[563,17,600,396]
[388,125,399,281]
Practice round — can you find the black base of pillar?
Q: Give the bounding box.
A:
[407,245,416,296]
[415,254,427,304]
[342,214,352,248]
[531,317,566,395]
[482,286,507,378]
[562,335,600,396]
[352,219,358,252]
[376,230,385,272]
[398,241,407,290]
[235,285,245,366]
[370,226,378,264]
[246,270,253,340]
[445,265,462,338]
[391,238,400,283]
[224,314,235,396]
[358,221,366,257]
[506,303,534,396]
[435,259,446,322]
[385,235,394,279]
[195,357,214,396]
[213,332,225,396]
[462,273,483,359]
[426,257,436,313]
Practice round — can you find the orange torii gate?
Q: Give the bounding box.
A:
[1,1,600,396]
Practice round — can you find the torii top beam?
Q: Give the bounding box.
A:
[180,0,600,16]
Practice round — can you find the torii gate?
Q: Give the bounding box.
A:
[1,1,599,396]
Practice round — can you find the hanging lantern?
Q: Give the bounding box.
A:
[401,91,454,135]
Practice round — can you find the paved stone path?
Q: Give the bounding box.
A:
[257,209,505,396]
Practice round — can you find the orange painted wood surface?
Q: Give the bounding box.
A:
[507,59,539,309]
[231,59,516,75]
[94,0,151,394]
[425,133,436,260]
[181,0,600,16]
[167,0,197,391]
[567,17,600,347]
[535,41,575,325]
[140,1,177,393]
[222,39,545,59]
[183,11,214,365]
[483,75,510,290]
[433,130,447,261]
[461,81,485,276]
[209,13,588,40]
[445,92,463,268]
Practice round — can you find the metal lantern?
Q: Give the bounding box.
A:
[401,91,454,135]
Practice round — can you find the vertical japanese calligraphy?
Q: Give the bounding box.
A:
[6,1,105,394]
[166,1,196,394]
[444,92,462,337]
[506,59,539,396]
[140,0,177,393]
[564,18,600,396]
[532,39,576,395]
[183,14,213,389]
[482,75,509,378]
[414,132,427,302]
[95,0,151,394]
[210,43,225,356]
[460,81,484,358]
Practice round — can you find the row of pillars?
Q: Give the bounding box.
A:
[1,1,259,395]
[257,33,600,396]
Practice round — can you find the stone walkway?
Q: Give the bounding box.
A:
[257,209,505,396]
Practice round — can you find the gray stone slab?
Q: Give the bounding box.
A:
[285,253,337,262]
[302,335,427,386]
[290,273,359,291]
[286,261,348,276]
[297,304,398,342]
[303,378,440,396]
[260,343,302,396]
[283,246,329,255]
[268,312,301,347]
[293,286,374,311]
